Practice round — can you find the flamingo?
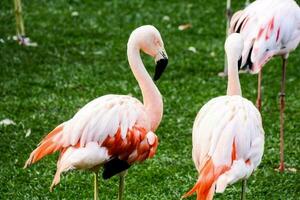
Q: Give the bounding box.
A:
[182,33,264,200]
[229,0,300,172]
[24,25,168,200]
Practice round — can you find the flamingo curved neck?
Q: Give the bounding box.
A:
[227,56,242,96]
[127,42,163,131]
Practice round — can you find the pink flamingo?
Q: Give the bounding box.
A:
[229,0,300,172]
[183,33,264,200]
[24,25,168,200]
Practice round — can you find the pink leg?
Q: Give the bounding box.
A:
[279,57,287,172]
[256,70,262,111]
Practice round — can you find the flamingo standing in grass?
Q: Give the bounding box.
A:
[229,0,300,172]
[182,33,264,200]
[24,25,168,200]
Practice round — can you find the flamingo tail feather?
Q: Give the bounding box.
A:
[182,158,229,200]
[24,124,64,168]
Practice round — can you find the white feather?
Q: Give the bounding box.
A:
[192,95,264,192]
[54,95,149,148]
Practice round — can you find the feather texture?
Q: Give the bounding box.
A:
[185,95,264,199]
[230,0,300,73]
[24,95,158,189]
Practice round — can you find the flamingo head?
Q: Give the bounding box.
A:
[128,25,168,81]
[225,33,244,62]
[249,41,275,74]
[241,33,281,74]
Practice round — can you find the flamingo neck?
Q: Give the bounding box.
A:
[127,42,163,131]
[227,56,242,96]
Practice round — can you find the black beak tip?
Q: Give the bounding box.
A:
[153,58,168,81]
[238,56,242,71]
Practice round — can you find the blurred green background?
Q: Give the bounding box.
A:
[1,0,300,199]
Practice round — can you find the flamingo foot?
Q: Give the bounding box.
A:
[14,35,38,46]
[275,167,297,173]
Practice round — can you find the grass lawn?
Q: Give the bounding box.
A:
[1,0,300,199]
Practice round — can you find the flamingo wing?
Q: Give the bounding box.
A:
[25,94,158,170]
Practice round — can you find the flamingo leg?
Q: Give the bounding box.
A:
[256,70,262,111]
[13,0,36,46]
[94,172,99,200]
[279,57,287,172]
[13,0,25,38]
[118,170,127,200]
[240,179,247,200]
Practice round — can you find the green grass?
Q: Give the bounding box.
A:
[1,0,300,199]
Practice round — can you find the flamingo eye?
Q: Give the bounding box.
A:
[266,48,269,52]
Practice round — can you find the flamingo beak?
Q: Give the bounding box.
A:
[153,48,168,81]
[238,56,242,70]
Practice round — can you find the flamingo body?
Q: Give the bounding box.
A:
[185,96,264,199]
[25,95,158,189]
[230,0,300,72]
[183,34,264,200]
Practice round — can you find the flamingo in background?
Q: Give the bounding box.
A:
[24,25,168,200]
[183,33,264,200]
[229,0,300,172]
